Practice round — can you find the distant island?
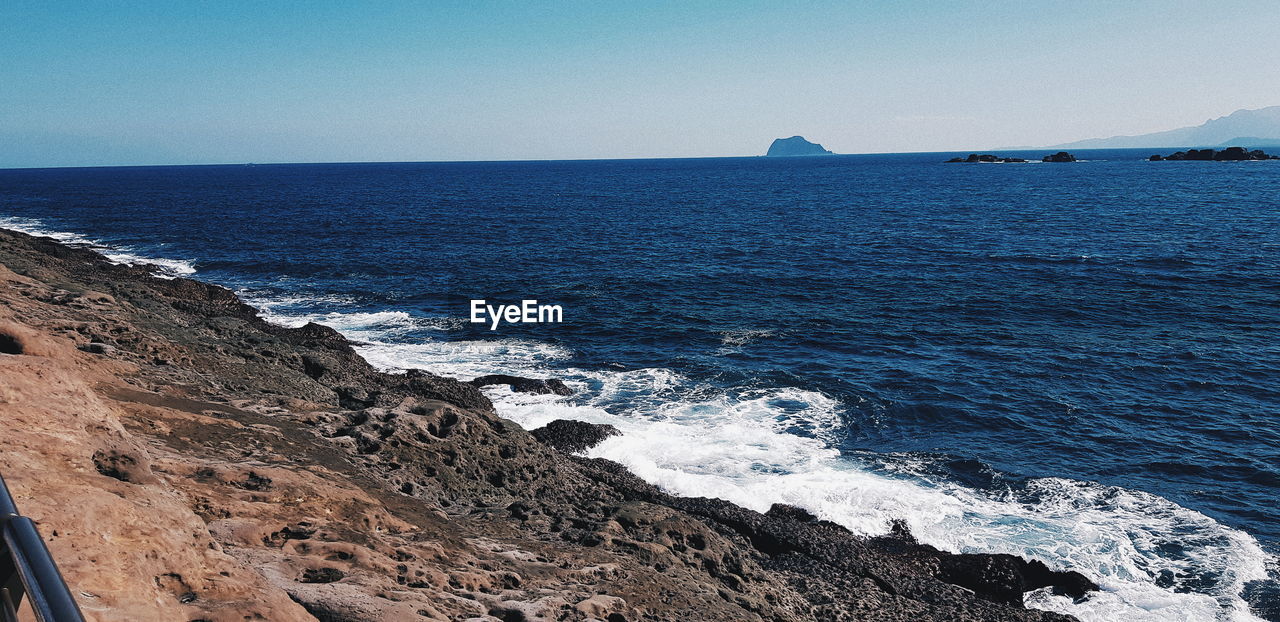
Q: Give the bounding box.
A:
[1051,105,1280,149]
[766,136,834,157]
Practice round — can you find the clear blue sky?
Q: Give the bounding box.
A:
[3,1,1279,167]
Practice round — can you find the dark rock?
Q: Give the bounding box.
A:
[938,553,1099,604]
[275,321,351,351]
[765,136,833,157]
[487,606,528,622]
[887,518,915,541]
[334,385,376,409]
[1215,146,1251,160]
[1152,146,1278,161]
[299,567,344,584]
[530,419,620,453]
[233,472,273,491]
[1042,151,1077,163]
[0,332,22,355]
[764,504,818,523]
[946,154,1030,164]
[469,374,573,396]
[396,373,492,410]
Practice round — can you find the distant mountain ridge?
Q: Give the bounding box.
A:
[1051,106,1280,149]
[1218,136,1280,148]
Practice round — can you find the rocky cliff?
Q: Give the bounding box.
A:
[0,227,1095,621]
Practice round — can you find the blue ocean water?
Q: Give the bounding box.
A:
[2,149,1278,620]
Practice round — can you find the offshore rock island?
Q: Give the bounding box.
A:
[765,136,834,156]
[1149,146,1279,161]
[0,226,1098,621]
[945,152,1077,163]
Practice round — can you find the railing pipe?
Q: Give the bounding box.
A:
[0,476,86,622]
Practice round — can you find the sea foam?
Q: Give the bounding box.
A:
[0,216,196,278]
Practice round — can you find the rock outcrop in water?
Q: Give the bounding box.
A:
[0,226,1096,621]
[945,154,1028,163]
[1149,147,1280,161]
[469,373,574,396]
[530,419,621,454]
[946,152,1078,163]
[766,136,834,157]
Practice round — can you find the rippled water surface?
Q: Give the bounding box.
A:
[2,150,1278,620]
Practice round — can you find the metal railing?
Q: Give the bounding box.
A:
[0,476,85,622]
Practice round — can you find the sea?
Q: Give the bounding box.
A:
[2,148,1277,621]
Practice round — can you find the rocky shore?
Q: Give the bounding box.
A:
[0,227,1096,621]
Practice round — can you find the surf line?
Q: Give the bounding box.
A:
[470,299,563,330]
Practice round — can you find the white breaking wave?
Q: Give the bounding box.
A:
[492,387,1269,622]
[252,302,473,338]
[0,216,197,278]
[253,304,573,378]
[247,302,1275,622]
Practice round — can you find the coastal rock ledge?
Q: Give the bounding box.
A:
[0,225,1096,621]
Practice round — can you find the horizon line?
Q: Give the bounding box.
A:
[0,146,1179,172]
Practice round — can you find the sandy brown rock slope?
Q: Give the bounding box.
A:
[0,228,1095,621]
